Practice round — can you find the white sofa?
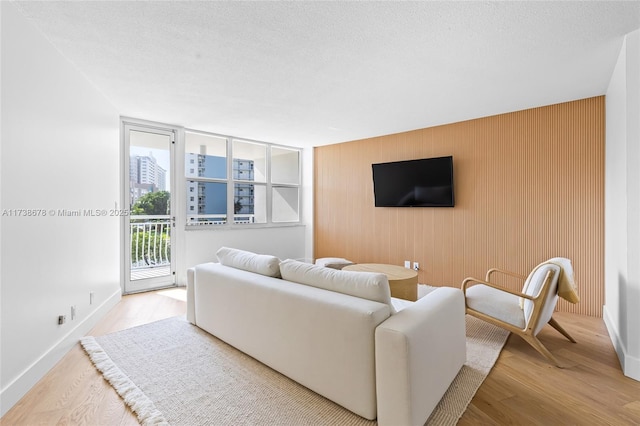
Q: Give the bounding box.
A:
[187,248,466,425]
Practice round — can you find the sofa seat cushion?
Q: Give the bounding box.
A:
[280,259,396,314]
[216,246,281,277]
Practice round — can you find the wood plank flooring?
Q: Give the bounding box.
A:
[2,289,639,425]
[1,289,185,426]
[459,311,640,425]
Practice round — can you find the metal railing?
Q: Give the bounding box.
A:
[186,214,256,226]
[130,213,258,271]
[130,215,171,270]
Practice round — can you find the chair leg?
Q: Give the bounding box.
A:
[522,335,564,368]
[548,316,577,343]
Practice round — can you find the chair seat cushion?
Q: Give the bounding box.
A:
[466,284,525,329]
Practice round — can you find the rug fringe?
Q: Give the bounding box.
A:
[80,336,169,426]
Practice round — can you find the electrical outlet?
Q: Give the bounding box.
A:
[58,315,66,325]
[413,262,420,271]
[90,292,94,305]
[71,305,76,320]
[404,260,411,269]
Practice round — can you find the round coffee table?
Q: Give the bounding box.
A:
[343,263,418,301]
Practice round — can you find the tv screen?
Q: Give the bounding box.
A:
[372,156,454,207]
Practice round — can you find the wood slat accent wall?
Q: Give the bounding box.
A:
[314,97,604,317]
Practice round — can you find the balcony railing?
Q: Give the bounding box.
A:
[130,215,171,270]
[186,214,256,226]
[130,213,257,279]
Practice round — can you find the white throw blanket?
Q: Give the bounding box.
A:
[547,257,580,304]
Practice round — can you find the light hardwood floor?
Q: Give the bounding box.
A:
[2,289,639,425]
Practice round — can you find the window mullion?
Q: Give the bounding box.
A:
[227,137,234,225]
[266,145,272,224]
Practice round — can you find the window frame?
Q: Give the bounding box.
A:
[184,129,302,229]
[270,146,302,223]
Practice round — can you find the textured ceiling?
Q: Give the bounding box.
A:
[13,1,640,147]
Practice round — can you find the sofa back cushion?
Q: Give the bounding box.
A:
[216,247,281,278]
[280,259,396,314]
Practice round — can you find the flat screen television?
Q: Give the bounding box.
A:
[372,156,454,207]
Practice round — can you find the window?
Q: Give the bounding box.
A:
[233,140,265,182]
[272,186,299,222]
[231,140,266,224]
[185,132,228,225]
[185,131,301,227]
[271,147,300,222]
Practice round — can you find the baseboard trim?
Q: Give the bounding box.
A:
[0,288,121,417]
[603,305,640,382]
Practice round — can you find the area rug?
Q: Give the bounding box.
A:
[81,315,508,426]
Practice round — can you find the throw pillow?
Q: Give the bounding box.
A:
[216,247,281,278]
[315,257,354,269]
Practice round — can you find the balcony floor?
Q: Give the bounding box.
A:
[131,265,171,281]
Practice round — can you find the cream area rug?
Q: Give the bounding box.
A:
[81,306,508,425]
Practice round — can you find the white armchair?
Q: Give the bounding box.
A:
[461,258,577,367]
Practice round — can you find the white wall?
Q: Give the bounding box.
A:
[604,29,640,382]
[0,2,122,415]
[179,225,307,284]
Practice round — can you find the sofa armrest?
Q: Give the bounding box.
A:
[375,287,466,426]
[188,262,219,324]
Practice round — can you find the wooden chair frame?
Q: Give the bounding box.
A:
[462,267,576,367]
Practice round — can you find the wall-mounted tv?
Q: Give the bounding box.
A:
[372,156,454,207]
